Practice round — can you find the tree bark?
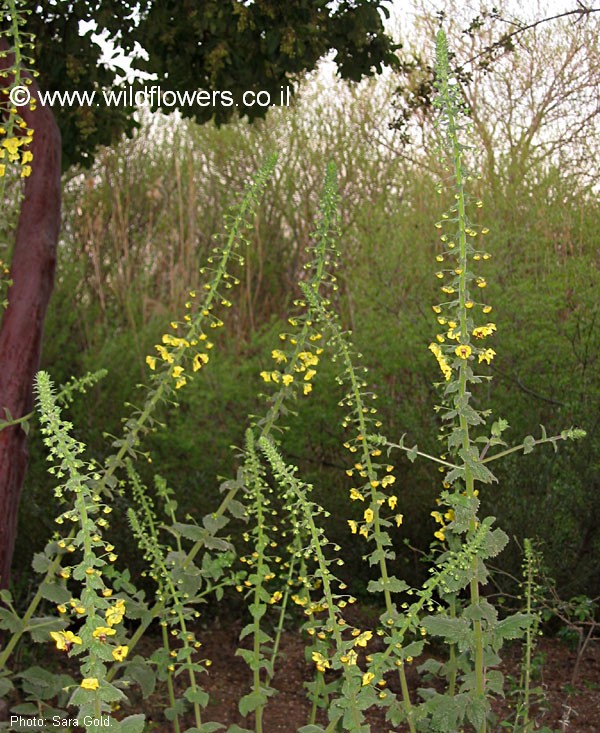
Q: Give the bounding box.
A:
[0,40,62,588]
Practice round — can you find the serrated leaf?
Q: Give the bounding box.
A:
[0,608,23,634]
[203,513,228,535]
[406,445,418,462]
[0,676,13,696]
[165,698,187,721]
[126,656,156,697]
[238,690,267,716]
[27,616,66,643]
[204,536,232,552]
[493,613,532,647]
[172,522,206,542]
[226,726,253,733]
[197,724,225,733]
[40,581,71,605]
[523,435,535,454]
[31,552,51,574]
[444,466,465,485]
[184,688,209,706]
[227,499,248,520]
[480,527,508,559]
[119,715,146,733]
[491,418,509,437]
[422,616,472,652]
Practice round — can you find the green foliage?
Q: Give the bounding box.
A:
[23,0,397,168]
[2,7,599,732]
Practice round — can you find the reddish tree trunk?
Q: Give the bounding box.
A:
[0,41,62,588]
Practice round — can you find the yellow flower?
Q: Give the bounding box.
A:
[81,678,100,691]
[394,514,404,527]
[112,645,129,662]
[175,377,187,389]
[363,508,374,523]
[260,370,271,382]
[92,626,116,640]
[192,353,209,371]
[102,589,113,598]
[2,137,22,155]
[269,591,283,604]
[271,349,287,364]
[455,344,472,359]
[341,649,358,666]
[359,525,369,538]
[434,529,446,542]
[472,323,497,339]
[354,630,373,647]
[349,488,363,502]
[348,520,358,534]
[146,356,157,370]
[106,599,126,627]
[381,475,396,487]
[155,344,174,363]
[20,165,32,178]
[362,672,375,687]
[50,630,82,651]
[478,348,496,364]
[172,365,184,378]
[282,374,293,386]
[311,651,330,672]
[429,343,452,381]
[388,495,398,510]
[0,164,5,177]
[303,383,312,395]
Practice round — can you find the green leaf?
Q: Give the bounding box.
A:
[226,726,253,733]
[27,615,66,642]
[480,527,508,559]
[367,576,408,594]
[165,698,187,721]
[203,513,228,534]
[172,522,206,542]
[523,435,535,454]
[184,688,209,706]
[126,656,157,697]
[0,607,23,634]
[31,552,51,574]
[238,690,267,716]
[491,418,509,437]
[422,615,472,652]
[40,581,71,604]
[227,499,248,520]
[493,613,532,647]
[406,444,418,462]
[197,724,226,733]
[0,676,13,696]
[119,715,146,733]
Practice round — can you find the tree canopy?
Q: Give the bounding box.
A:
[24,0,398,168]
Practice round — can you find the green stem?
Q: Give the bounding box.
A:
[162,623,181,733]
[480,435,566,464]
[386,440,460,470]
[447,65,486,732]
